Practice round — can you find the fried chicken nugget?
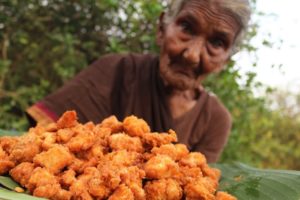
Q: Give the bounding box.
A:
[69,179,93,200]
[33,145,73,174]
[176,165,203,186]
[40,131,57,150]
[108,184,134,200]
[56,128,75,143]
[59,169,76,188]
[57,110,78,129]
[179,152,207,168]
[88,177,111,199]
[81,167,110,198]
[0,136,19,154]
[9,133,42,164]
[123,115,150,137]
[0,160,15,175]
[144,155,180,179]
[109,133,144,153]
[27,167,58,192]
[98,150,143,168]
[66,125,96,152]
[142,129,178,148]
[216,191,237,200]
[10,162,35,187]
[202,164,221,182]
[100,115,123,133]
[151,144,189,161]
[33,183,61,199]
[144,179,183,200]
[0,146,15,174]
[184,177,216,200]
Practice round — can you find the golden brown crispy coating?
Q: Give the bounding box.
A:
[88,177,111,199]
[142,129,178,148]
[151,143,189,161]
[27,167,58,192]
[108,184,135,200]
[144,155,180,179]
[0,146,15,174]
[33,183,61,199]
[10,162,35,187]
[69,179,93,200]
[202,164,221,182]
[0,160,15,175]
[179,152,207,168]
[98,150,143,168]
[109,133,144,153]
[176,165,203,186]
[33,145,73,174]
[0,136,19,154]
[40,131,57,150]
[56,128,75,143]
[56,110,78,129]
[52,188,72,200]
[144,179,183,200]
[184,178,216,200]
[0,111,236,200]
[66,125,95,152]
[9,134,42,164]
[123,115,150,137]
[100,115,123,133]
[216,191,237,200]
[119,166,145,186]
[59,169,76,188]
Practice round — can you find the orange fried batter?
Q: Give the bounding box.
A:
[216,191,238,200]
[123,115,150,137]
[108,184,134,200]
[144,179,183,200]
[142,129,178,148]
[33,145,73,174]
[56,110,78,129]
[144,155,180,179]
[0,110,235,200]
[109,133,144,153]
[10,162,35,187]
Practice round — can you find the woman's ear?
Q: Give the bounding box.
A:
[156,12,166,46]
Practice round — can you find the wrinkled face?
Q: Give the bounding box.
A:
[157,0,240,90]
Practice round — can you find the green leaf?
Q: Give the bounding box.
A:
[0,188,45,200]
[0,129,23,137]
[0,176,19,191]
[215,162,300,200]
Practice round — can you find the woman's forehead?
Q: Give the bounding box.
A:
[177,0,241,34]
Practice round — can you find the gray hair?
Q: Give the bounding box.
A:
[163,0,251,54]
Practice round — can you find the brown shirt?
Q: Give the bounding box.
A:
[27,53,231,162]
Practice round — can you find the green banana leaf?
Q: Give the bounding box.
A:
[0,188,45,200]
[215,162,300,200]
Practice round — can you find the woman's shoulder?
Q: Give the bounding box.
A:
[205,91,232,122]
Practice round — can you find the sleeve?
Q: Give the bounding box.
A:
[192,96,232,163]
[26,54,127,125]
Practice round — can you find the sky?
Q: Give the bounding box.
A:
[233,0,300,94]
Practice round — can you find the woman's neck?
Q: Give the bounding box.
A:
[166,88,200,119]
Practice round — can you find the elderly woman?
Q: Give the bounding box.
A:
[27,0,251,162]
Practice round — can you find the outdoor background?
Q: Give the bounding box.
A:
[0,0,299,170]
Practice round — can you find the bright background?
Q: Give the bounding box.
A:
[236,0,300,93]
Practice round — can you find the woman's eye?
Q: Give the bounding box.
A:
[210,39,225,48]
[179,21,193,34]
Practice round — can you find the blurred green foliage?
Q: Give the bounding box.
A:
[0,0,299,170]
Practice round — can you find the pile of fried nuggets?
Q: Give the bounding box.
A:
[0,111,236,200]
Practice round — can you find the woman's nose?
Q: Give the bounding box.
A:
[182,39,203,65]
